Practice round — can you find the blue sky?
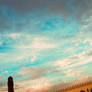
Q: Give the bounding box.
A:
[0,0,92,91]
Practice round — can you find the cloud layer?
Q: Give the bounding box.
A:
[0,0,92,91]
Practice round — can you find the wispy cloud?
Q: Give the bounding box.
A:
[9,33,21,39]
[15,37,57,49]
[0,0,92,91]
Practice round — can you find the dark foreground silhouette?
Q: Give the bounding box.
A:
[8,76,14,92]
[80,90,85,92]
[87,88,89,92]
[80,88,91,92]
[91,88,92,92]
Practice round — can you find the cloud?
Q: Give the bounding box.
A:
[80,16,92,36]
[0,0,92,20]
[17,42,56,49]
[0,41,2,46]
[0,0,92,91]
[64,66,88,78]
[55,50,92,70]
[13,77,53,92]
[65,70,84,77]
[0,0,92,34]
[19,65,60,81]
[25,82,51,92]
[9,33,21,39]
[0,53,7,56]
[21,66,46,80]
[15,36,57,49]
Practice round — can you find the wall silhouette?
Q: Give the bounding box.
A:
[8,76,14,92]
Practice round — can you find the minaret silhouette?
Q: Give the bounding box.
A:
[8,76,14,92]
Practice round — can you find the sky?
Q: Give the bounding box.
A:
[0,0,92,91]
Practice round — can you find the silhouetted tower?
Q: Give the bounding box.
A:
[8,76,14,92]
